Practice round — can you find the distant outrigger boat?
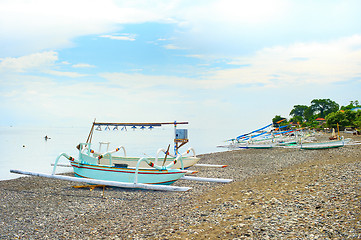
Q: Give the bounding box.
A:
[300,139,346,150]
[298,123,347,150]
[219,120,298,150]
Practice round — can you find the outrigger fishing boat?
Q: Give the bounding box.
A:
[295,124,350,150]
[87,122,200,170]
[58,143,189,185]
[11,121,231,192]
[219,120,298,149]
[86,122,227,169]
[300,138,346,150]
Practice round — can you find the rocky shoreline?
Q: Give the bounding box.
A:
[1,134,360,239]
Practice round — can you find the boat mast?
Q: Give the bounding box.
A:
[86,119,96,144]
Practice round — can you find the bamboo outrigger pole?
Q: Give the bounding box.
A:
[10,169,191,192]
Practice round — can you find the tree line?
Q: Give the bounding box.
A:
[272,99,361,130]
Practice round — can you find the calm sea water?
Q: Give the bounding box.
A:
[0,126,227,180]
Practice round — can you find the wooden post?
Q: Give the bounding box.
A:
[86,119,96,143]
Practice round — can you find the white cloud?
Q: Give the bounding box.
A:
[99,72,194,89]
[96,35,361,91]
[161,0,361,58]
[0,51,58,72]
[1,0,361,129]
[0,71,193,126]
[100,34,136,41]
[198,35,361,89]
[0,0,290,57]
[199,0,287,25]
[1,0,360,59]
[163,44,185,50]
[45,70,88,78]
[0,51,90,77]
[72,63,96,68]
[0,0,169,56]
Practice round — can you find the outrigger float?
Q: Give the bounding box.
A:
[11,121,231,192]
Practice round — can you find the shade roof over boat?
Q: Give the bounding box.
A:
[94,121,188,127]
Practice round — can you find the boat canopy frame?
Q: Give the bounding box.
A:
[86,120,189,155]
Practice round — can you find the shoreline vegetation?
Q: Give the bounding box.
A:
[1,133,360,239]
[274,99,361,132]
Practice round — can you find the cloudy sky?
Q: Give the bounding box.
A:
[1,0,360,133]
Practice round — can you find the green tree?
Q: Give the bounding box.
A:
[354,111,361,129]
[345,110,356,123]
[307,121,321,129]
[304,107,315,122]
[326,110,351,130]
[310,99,339,118]
[290,105,309,121]
[341,100,360,110]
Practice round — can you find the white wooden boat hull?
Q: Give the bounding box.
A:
[300,140,345,150]
[98,156,200,169]
[244,144,274,149]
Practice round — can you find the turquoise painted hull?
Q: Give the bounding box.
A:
[70,160,186,185]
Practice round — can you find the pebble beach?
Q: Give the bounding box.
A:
[0,133,360,239]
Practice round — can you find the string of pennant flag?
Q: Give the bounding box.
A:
[86,121,189,144]
[95,125,156,131]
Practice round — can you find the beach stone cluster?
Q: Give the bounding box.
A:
[0,133,360,239]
